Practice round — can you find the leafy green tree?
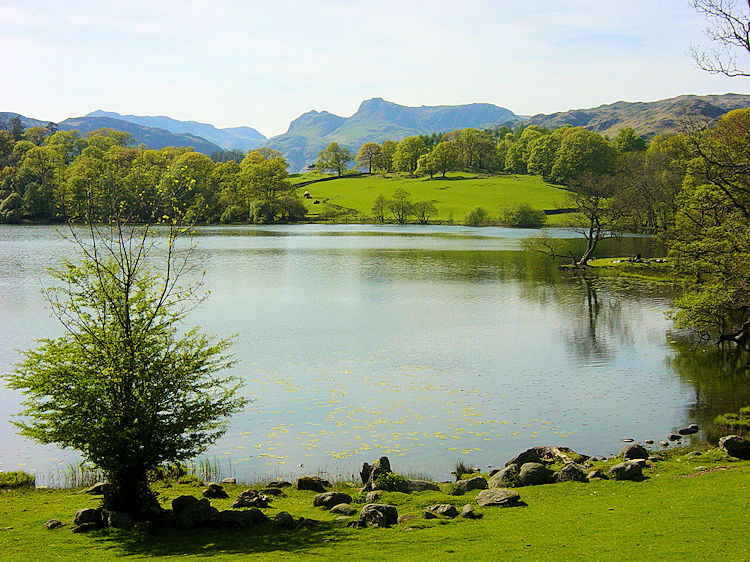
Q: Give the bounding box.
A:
[371,194,388,223]
[6,218,244,516]
[388,188,413,223]
[316,142,352,176]
[240,148,290,202]
[501,203,547,228]
[464,207,489,226]
[393,137,428,174]
[373,140,397,173]
[356,142,381,173]
[8,116,24,141]
[429,141,459,177]
[415,152,438,178]
[412,200,437,224]
[550,127,618,185]
[527,135,560,179]
[613,127,647,152]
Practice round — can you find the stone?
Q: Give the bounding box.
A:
[260,487,284,497]
[361,456,393,491]
[216,508,267,529]
[221,477,237,484]
[295,517,321,530]
[678,426,699,435]
[267,480,292,488]
[72,522,102,533]
[659,441,669,447]
[505,447,543,467]
[648,455,662,462]
[44,519,62,530]
[330,503,357,516]
[174,498,219,528]
[365,491,382,503]
[103,510,134,530]
[719,435,750,459]
[357,504,398,528]
[232,489,271,509]
[554,463,588,483]
[644,440,655,445]
[83,482,107,495]
[202,482,229,499]
[621,438,634,443]
[667,433,682,442]
[687,423,700,431]
[587,469,608,480]
[274,511,296,529]
[397,514,417,524]
[313,492,353,509]
[453,476,488,495]
[488,465,520,488]
[296,476,330,493]
[403,479,440,492]
[475,488,521,507]
[608,461,643,481]
[518,462,553,486]
[74,508,102,526]
[461,504,482,519]
[620,444,649,460]
[171,494,199,514]
[425,504,459,519]
[685,451,702,457]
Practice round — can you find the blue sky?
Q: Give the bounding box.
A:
[1,0,747,137]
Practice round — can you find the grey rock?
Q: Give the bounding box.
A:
[365,491,382,503]
[659,441,669,447]
[667,433,682,442]
[554,463,588,483]
[397,514,417,524]
[296,476,330,493]
[83,482,107,495]
[424,504,459,518]
[687,423,699,431]
[453,476,488,495]
[678,426,699,435]
[685,451,703,457]
[72,522,102,533]
[202,482,229,499]
[357,504,398,528]
[461,504,482,519]
[103,510,134,529]
[719,435,750,459]
[232,489,270,509]
[648,455,662,462]
[44,519,62,530]
[216,508,267,528]
[644,440,655,445]
[475,488,521,507]
[221,477,237,484]
[273,511,296,529]
[171,494,199,514]
[313,492,352,509]
[174,498,219,528]
[505,447,543,467]
[73,508,102,526]
[620,444,649,460]
[608,461,643,481]
[295,517,321,530]
[361,456,394,492]
[260,487,284,497]
[267,480,292,488]
[403,479,440,492]
[488,465,520,488]
[587,469,608,480]
[518,462,553,486]
[330,503,357,516]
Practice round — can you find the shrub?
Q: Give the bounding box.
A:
[501,203,547,228]
[277,196,307,222]
[464,207,489,226]
[0,470,35,489]
[219,204,246,224]
[715,406,750,432]
[373,471,407,492]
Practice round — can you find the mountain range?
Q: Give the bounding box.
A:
[3,93,749,171]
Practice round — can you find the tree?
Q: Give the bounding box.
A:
[430,141,459,177]
[415,152,438,178]
[388,188,413,224]
[5,213,244,516]
[373,140,397,173]
[550,127,618,185]
[372,194,388,223]
[8,116,24,141]
[412,200,437,224]
[356,142,381,173]
[392,136,428,174]
[690,0,750,77]
[316,142,352,176]
[240,148,290,202]
[613,127,647,152]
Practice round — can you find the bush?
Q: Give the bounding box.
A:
[277,196,307,222]
[219,204,247,224]
[715,406,750,432]
[0,470,35,489]
[250,199,278,224]
[373,471,407,492]
[464,207,489,226]
[501,203,547,228]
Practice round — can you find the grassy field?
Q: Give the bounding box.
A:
[1,445,748,560]
[290,172,573,225]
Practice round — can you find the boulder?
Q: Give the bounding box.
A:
[172,494,199,514]
[644,440,655,445]
[475,488,521,507]
[678,426,699,435]
[74,508,102,526]
[620,444,649,460]
[365,491,382,503]
[174,499,219,528]
[202,482,229,499]
[518,462,553,486]
[667,433,682,442]
[273,511,296,529]
[587,469,608,480]
[505,447,542,467]
[659,441,669,447]
[267,480,292,488]
[506,446,589,467]
[461,504,482,519]
[330,503,357,516]
[685,451,702,457]
[216,508,267,529]
[44,519,62,530]
[356,504,398,528]
[719,435,750,460]
[261,487,284,497]
[221,477,237,484]
[608,461,643,481]
[488,465,520,488]
[296,476,330,493]
[103,510,134,530]
[83,482,107,495]
[397,514,417,524]
[313,492,352,510]
[453,476,488,495]
[361,456,392,491]
[424,504,459,519]
[72,522,102,533]
[403,479,440,493]
[554,463,588,483]
[232,489,271,509]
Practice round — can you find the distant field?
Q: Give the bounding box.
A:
[290,172,573,224]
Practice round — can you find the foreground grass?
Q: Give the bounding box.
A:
[1,447,748,560]
[291,172,573,225]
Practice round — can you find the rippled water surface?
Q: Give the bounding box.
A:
[1,224,745,482]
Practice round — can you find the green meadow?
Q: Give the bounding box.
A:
[291,173,574,225]
[1,446,748,560]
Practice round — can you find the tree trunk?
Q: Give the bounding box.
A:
[104,463,157,517]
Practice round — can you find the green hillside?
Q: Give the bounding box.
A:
[292,173,572,224]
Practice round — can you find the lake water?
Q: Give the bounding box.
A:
[1,224,748,483]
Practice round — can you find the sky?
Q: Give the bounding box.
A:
[1,0,748,137]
